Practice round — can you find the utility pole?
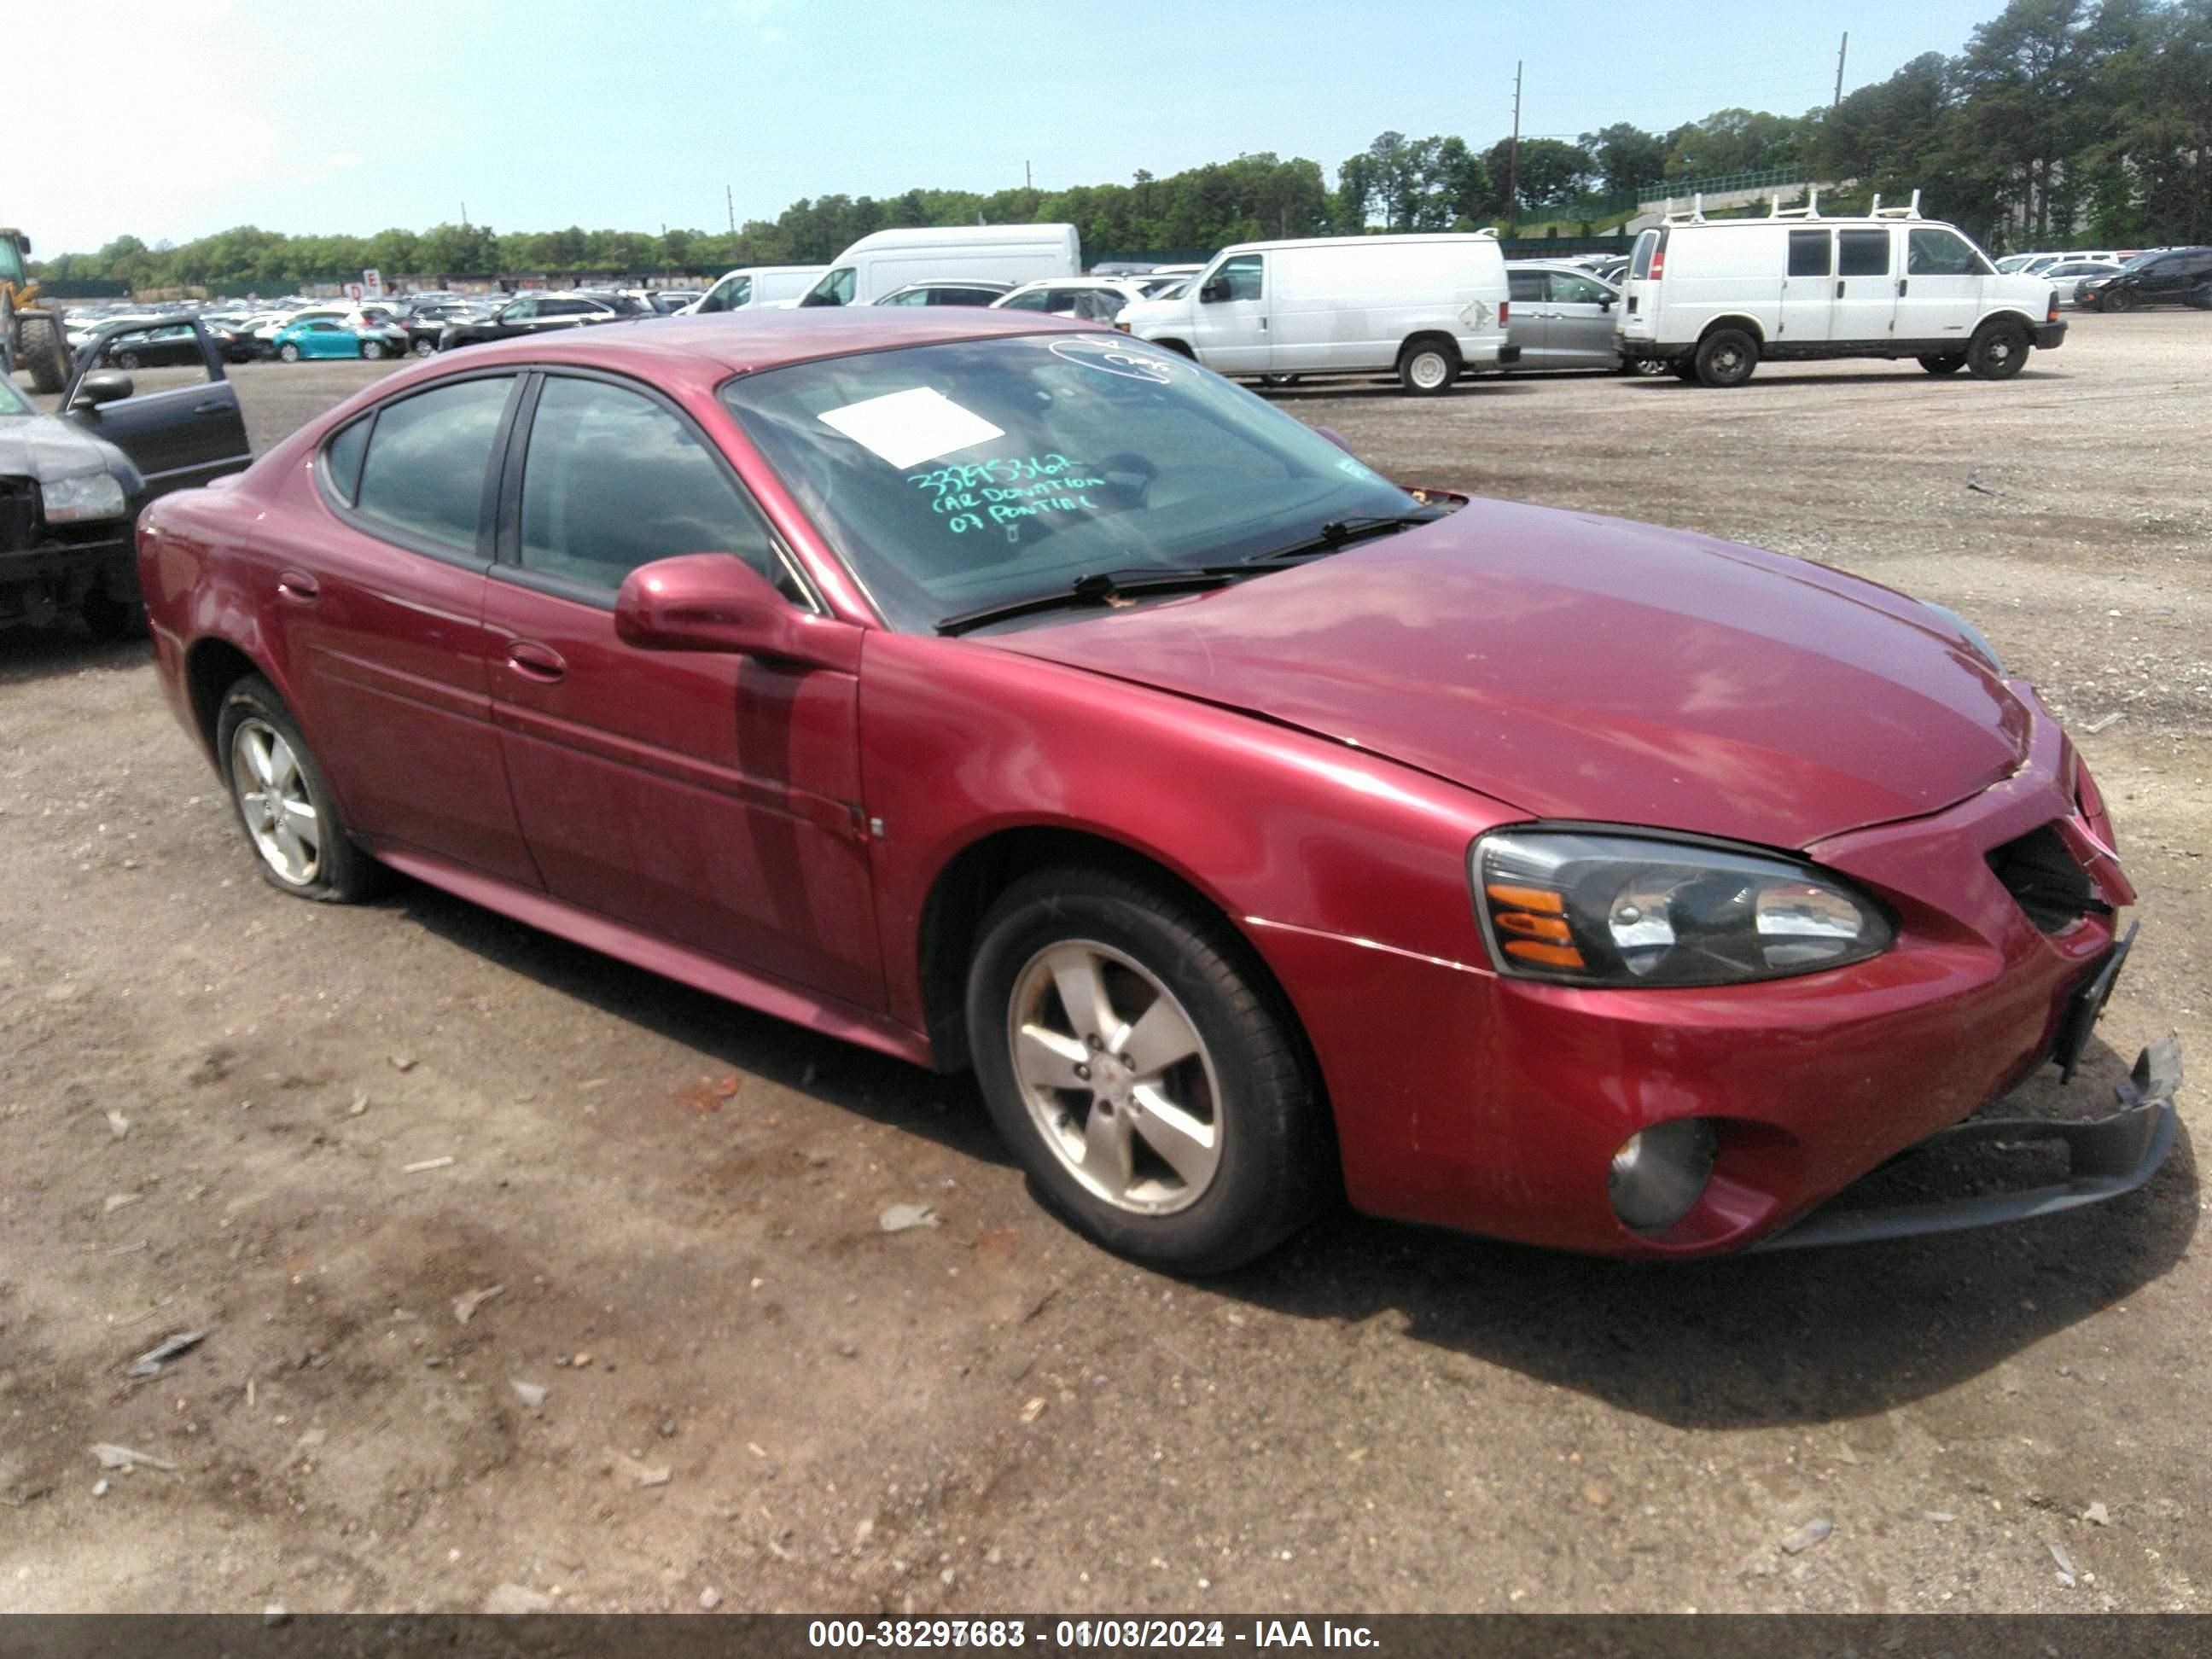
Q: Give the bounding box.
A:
[1833,32,1848,109]
[1506,61,1522,223]
[460,201,469,227]
[726,185,736,239]
[1025,160,1033,190]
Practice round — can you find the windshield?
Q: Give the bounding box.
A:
[2119,251,2164,271]
[721,333,1420,633]
[800,267,857,307]
[0,375,30,417]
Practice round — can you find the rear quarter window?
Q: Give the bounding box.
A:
[352,376,515,556]
[323,416,371,506]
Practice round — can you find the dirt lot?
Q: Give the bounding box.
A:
[3,320,2207,1615]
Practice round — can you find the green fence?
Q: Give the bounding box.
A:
[1636,168,1806,206]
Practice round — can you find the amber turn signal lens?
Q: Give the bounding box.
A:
[1496,911,1573,942]
[1485,882,1564,913]
[1504,940,1586,969]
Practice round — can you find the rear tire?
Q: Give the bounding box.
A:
[215,676,381,904]
[1257,373,1301,387]
[1966,319,2029,380]
[18,315,70,394]
[79,590,147,642]
[1918,352,1968,375]
[410,337,438,356]
[965,864,1330,1274]
[1398,336,1460,396]
[1693,328,1758,387]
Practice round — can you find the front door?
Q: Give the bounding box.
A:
[63,323,251,498]
[1831,228,1898,345]
[271,370,542,886]
[1541,269,1623,367]
[1189,253,1272,375]
[1896,227,1988,348]
[481,370,883,1007]
[1776,227,1835,346]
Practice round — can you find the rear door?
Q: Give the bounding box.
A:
[1776,228,1834,345]
[61,321,250,499]
[1831,228,1898,344]
[1505,269,1549,363]
[1189,253,1272,374]
[480,370,882,1005]
[271,369,541,884]
[1896,227,1988,347]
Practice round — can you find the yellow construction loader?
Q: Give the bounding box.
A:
[1,227,73,394]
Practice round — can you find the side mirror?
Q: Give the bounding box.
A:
[1313,426,1355,456]
[614,554,860,672]
[72,370,136,409]
[1200,278,1231,303]
[1598,294,1615,311]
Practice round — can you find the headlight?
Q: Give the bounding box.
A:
[40,472,128,524]
[1919,600,2006,677]
[1472,829,1893,987]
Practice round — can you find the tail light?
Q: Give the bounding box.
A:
[2048,292,2060,323]
[1649,244,1667,281]
[1499,300,1510,326]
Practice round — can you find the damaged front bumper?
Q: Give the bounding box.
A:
[1750,1038,2182,1251]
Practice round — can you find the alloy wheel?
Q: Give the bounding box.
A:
[230,718,322,887]
[1006,940,1221,1215]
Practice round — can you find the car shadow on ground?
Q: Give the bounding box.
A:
[1619,368,2077,391]
[1256,380,1541,402]
[387,872,1016,1172]
[0,628,149,686]
[377,871,2195,1432]
[1217,1032,2197,1429]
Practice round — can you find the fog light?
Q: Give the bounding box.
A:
[1609,1119,1718,1234]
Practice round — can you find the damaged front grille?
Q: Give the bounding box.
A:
[1988,822,2100,933]
[0,476,37,554]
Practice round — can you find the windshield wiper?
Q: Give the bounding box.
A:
[1240,509,1446,565]
[936,568,1236,637]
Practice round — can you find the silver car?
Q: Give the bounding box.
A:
[1505,262,1627,371]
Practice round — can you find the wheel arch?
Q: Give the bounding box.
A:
[1697,313,1767,345]
[914,824,1305,1082]
[1974,307,2040,336]
[183,635,273,758]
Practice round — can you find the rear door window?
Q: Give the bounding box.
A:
[1548,272,1611,304]
[1787,230,1831,276]
[1507,271,1545,304]
[1629,230,1663,279]
[1837,230,1891,276]
[998,289,1052,311]
[352,375,516,556]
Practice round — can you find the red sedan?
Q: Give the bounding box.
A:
[137,311,2179,1272]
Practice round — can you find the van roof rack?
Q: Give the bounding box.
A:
[1767,187,1821,218]
[1661,194,1708,224]
[1868,189,1924,219]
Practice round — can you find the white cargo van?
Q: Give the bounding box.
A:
[797,225,1080,308]
[1617,194,2065,386]
[1117,233,1515,396]
[686,265,826,314]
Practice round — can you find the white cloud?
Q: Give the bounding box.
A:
[327,151,364,170]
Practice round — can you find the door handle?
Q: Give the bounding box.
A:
[193,399,230,415]
[505,640,567,684]
[276,569,319,603]
[1836,281,1847,299]
[1898,279,1909,296]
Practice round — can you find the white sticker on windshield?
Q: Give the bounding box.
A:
[817,386,1005,469]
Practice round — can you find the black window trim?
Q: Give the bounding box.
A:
[488,364,824,616]
[312,366,527,570]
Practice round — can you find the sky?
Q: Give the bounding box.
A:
[29,0,2012,258]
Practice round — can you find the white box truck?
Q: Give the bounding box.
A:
[797,225,1081,308]
[1616,193,2066,385]
[1117,233,1516,396]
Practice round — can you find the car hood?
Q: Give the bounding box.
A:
[0,415,125,483]
[990,498,2031,851]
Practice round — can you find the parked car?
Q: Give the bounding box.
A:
[86,321,215,370]
[2040,259,2128,306]
[872,280,1015,309]
[2074,247,2212,311]
[798,224,1081,307]
[3,317,249,636]
[686,265,828,314]
[137,309,2176,1271]
[620,289,704,316]
[1120,232,1516,394]
[1617,202,2065,384]
[397,303,476,357]
[271,318,405,362]
[1503,262,1626,371]
[990,278,1152,324]
[437,292,644,350]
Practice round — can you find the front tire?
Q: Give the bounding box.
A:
[410,336,438,356]
[116,351,143,370]
[2100,288,2133,314]
[1694,328,1759,387]
[215,676,380,903]
[1967,319,2029,380]
[18,315,71,393]
[1630,357,1672,376]
[1398,336,1460,395]
[361,339,388,361]
[965,864,1330,1274]
[1918,352,1968,375]
[277,343,301,363]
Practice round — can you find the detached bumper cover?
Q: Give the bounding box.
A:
[1751,1039,2181,1251]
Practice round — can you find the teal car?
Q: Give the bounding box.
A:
[271,318,405,363]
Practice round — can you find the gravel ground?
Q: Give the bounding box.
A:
[2,318,2206,1615]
